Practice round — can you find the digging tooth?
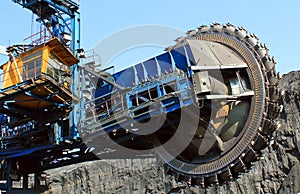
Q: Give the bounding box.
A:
[235,26,248,39]
[197,25,209,33]
[174,36,185,44]
[210,23,223,32]
[246,33,259,46]
[186,30,197,37]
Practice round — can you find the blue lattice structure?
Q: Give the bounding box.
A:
[0,1,92,193]
[13,0,80,51]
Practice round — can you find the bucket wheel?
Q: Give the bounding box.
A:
[155,23,281,187]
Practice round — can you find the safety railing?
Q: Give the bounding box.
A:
[1,120,35,138]
[82,71,194,132]
[0,59,72,91]
[22,28,53,52]
[82,49,102,67]
[0,119,36,150]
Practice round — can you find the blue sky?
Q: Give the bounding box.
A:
[1,0,299,74]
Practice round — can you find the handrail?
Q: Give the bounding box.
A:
[82,73,193,129]
[0,58,73,91]
[22,28,53,52]
[82,49,102,67]
[82,88,194,133]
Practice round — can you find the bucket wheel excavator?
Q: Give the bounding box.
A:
[0,0,281,191]
[81,23,281,187]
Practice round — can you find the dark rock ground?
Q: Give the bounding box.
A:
[44,71,300,194]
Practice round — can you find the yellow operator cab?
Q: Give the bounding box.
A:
[0,37,79,126]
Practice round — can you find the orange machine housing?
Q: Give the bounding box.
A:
[1,37,79,88]
[0,38,79,126]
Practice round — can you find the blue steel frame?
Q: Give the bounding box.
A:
[94,45,196,98]
[13,0,80,52]
[87,72,194,136]
[13,0,81,140]
[85,46,198,137]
